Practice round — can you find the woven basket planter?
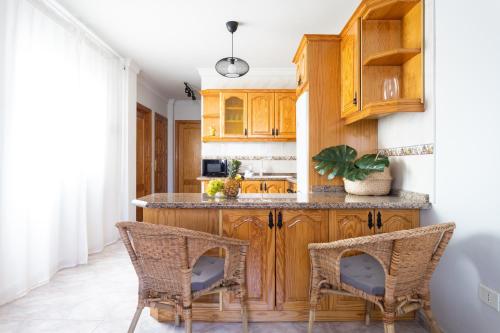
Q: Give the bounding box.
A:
[343,168,392,196]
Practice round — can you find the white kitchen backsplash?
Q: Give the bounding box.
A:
[202,142,296,174]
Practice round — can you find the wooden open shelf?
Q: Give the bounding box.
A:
[363,48,420,66]
[364,0,420,20]
[344,98,424,125]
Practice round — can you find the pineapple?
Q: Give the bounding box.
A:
[223,160,242,198]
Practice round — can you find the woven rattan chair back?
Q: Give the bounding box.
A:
[308,222,456,333]
[116,221,249,333]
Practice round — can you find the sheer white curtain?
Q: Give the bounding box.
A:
[0,0,128,305]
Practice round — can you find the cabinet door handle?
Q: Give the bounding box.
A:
[368,212,373,229]
[244,128,248,136]
[276,128,279,136]
[353,92,358,105]
[268,211,274,229]
[264,182,267,192]
[272,128,275,136]
[377,211,382,229]
[277,211,283,229]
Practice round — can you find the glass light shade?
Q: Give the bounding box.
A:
[215,57,249,78]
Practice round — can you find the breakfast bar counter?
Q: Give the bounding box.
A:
[133,191,429,323]
[133,191,430,210]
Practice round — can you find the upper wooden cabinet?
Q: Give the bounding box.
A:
[201,89,296,142]
[295,47,308,93]
[248,92,275,138]
[221,92,247,138]
[340,19,361,118]
[275,93,297,138]
[340,0,424,124]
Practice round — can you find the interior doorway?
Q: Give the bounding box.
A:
[136,103,152,221]
[154,113,168,193]
[175,120,201,193]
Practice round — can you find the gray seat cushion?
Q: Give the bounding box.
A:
[191,256,225,292]
[340,254,385,296]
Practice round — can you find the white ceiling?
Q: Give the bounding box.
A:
[57,0,361,99]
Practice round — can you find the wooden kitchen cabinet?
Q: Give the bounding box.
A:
[201,89,296,142]
[221,92,247,138]
[374,209,419,234]
[274,92,297,138]
[341,18,361,118]
[221,210,275,310]
[276,210,329,311]
[241,180,286,193]
[295,46,308,94]
[247,92,275,138]
[264,181,286,193]
[241,180,263,193]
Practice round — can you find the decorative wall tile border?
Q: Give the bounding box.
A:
[202,156,296,161]
[378,143,434,157]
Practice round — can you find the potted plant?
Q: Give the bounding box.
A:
[312,145,391,195]
[223,159,242,198]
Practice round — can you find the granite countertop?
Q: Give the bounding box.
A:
[132,191,430,210]
[197,174,297,183]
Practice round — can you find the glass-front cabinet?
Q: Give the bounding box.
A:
[221,93,247,138]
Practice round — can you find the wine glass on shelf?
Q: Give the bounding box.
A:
[383,77,400,101]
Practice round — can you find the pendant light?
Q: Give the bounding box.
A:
[215,21,249,78]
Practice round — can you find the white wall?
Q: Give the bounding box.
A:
[137,77,168,193]
[125,60,139,221]
[198,67,297,175]
[167,99,202,192]
[378,1,500,332]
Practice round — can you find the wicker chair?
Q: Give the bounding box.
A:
[307,223,455,333]
[116,222,250,333]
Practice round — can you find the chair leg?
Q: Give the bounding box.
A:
[421,306,442,333]
[308,307,316,333]
[184,306,192,333]
[365,301,373,326]
[384,322,396,333]
[239,286,249,333]
[128,306,144,333]
[175,313,181,327]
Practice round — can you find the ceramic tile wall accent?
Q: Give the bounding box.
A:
[201,142,296,158]
[378,143,434,156]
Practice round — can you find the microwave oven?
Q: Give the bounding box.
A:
[202,159,228,177]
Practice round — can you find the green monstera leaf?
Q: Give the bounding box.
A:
[312,145,357,180]
[312,145,389,182]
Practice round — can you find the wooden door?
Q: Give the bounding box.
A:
[221,93,247,138]
[154,113,168,193]
[241,180,262,193]
[329,209,374,312]
[222,210,275,310]
[136,103,152,221]
[375,209,419,234]
[276,209,329,311]
[274,92,296,139]
[247,92,275,138]
[341,19,360,118]
[175,120,201,193]
[264,181,286,193]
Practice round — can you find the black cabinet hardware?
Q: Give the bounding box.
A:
[377,211,382,229]
[268,211,274,229]
[272,128,275,136]
[277,211,283,229]
[264,182,267,192]
[353,92,357,105]
[368,212,373,229]
[276,128,279,136]
[244,128,248,136]
[260,182,263,191]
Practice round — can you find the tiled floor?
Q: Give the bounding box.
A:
[0,242,428,333]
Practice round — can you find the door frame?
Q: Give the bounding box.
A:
[154,113,168,193]
[175,120,201,192]
[136,103,152,221]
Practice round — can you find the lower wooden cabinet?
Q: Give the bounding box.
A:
[276,210,329,311]
[264,181,286,193]
[240,180,262,193]
[241,180,286,193]
[222,209,275,310]
[146,207,420,322]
